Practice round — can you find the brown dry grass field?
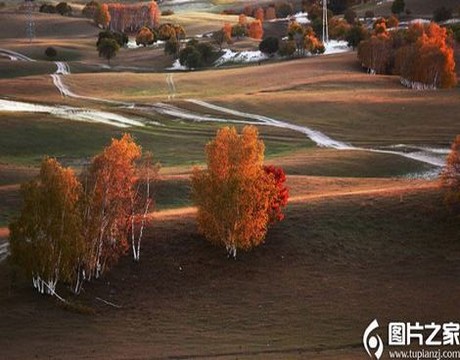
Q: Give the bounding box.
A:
[1,184,460,359]
[61,52,460,147]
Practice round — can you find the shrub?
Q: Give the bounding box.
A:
[259,36,279,56]
[97,38,119,65]
[82,1,100,19]
[97,30,127,48]
[179,40,216,69]
[344,8,356,24]
[391,0,405,15]
[276,1,294,18]
[346,23,368,49]
[164,37,179,57]
[231,23,248,39]
[278,40,296,57]
[56,2,72,16]
[45,46,57,58]
[39,4,56,13]
[136,26,155,47]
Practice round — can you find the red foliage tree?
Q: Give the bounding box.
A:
[263,165,289,222]
[255,7,265,22]
[248,19,263,40]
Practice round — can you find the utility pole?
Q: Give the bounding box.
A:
[25,0,36,42]
[322,0,329,44]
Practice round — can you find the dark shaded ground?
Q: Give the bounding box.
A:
[1,187,459,359]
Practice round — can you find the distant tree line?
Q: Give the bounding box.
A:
[358,22,457,89]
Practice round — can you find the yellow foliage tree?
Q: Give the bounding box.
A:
[191,126,279,258]
[248,19,264,40]
[9,158,84,297]
[136,26,155,47]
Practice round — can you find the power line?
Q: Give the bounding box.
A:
[25,0,35,42]
[322,0,329,44]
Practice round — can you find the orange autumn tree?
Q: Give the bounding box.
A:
[9,158,84,298]
[191,126,288,258]
[95,3,111,28]
[81,134,143,279]
[255,7,265,22]
[248,19,263,40]
[223,22,233,39]
[441,135,460,210]
[136,26,155,47]
[399,23,457,89]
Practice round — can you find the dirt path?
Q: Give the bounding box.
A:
[186,99,447,168]
[166,73,176,100]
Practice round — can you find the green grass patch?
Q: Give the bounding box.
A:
[0,113,311,167]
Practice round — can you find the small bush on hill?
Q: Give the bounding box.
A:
[56,2,72,16]
[82,1,100,19]
[136,26,156,47]
[259,36,279,56]
[278,40,296,57]
[179,40,216,69]
[97,30,128,48]
[39,4,56,13]
[45,47,57,58]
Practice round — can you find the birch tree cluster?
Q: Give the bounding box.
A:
[358,22,457,89]
[9,134,157,297]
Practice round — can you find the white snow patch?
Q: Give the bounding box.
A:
[127,39,165,49]
[184,99,447,168]
[166,59,188,71]
[409,18,431,25]
[324,40,351,55]
[291,12,310,24]
[442,18,460,25]
[214,49,268,67]
[186,99,352,149]
[0,48,35,62]
[127,39,141,49]
[152,102,260,125]
[0,99,145,128]
[54,61,71,75]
